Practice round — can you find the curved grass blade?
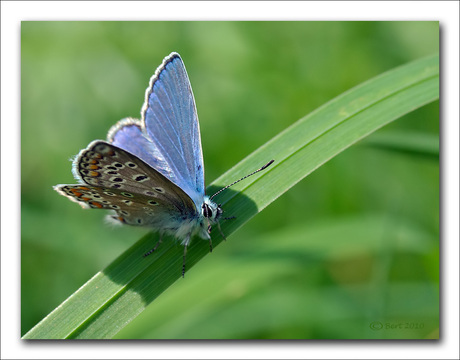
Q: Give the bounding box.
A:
[23,54,439,339]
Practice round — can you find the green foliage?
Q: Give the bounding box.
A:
[22,22,439,339]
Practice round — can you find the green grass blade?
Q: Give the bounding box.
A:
[362,130,439,158]
[23,54,439,339]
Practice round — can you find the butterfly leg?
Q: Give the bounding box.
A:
[206,223,214,252]
[207,221,226,243]
[182,244,188,278]
[143,235,163,257]
[217,222,226,241]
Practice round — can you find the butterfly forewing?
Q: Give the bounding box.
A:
[141,53,205,208]
[63,140,198,224]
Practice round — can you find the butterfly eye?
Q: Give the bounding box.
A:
[202,203,212,218]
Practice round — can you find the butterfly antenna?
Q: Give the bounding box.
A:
[210,160,274,200]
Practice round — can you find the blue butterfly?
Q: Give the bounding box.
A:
[54,52,273,276]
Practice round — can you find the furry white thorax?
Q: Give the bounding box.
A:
[165,195,222,246]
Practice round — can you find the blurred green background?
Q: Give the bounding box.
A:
[21,21,439,339]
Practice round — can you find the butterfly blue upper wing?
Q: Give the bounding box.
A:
[109,53,205,209]
[142,53,205,206]
[108,118,174,181]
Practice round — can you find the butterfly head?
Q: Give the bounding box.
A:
[201,196,222,223]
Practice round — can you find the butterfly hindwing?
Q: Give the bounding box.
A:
[107,118,173,182]
[54,184,190,227]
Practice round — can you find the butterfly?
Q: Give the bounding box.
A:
[54,52,273,276]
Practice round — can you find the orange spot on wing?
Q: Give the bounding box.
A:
[118,216,125,223]
[81,197,91,201]
[87,164,99,170]
[70,189,83,197]
[90,201,103,209]
[89,171,100,177]
[77,186,90,191]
